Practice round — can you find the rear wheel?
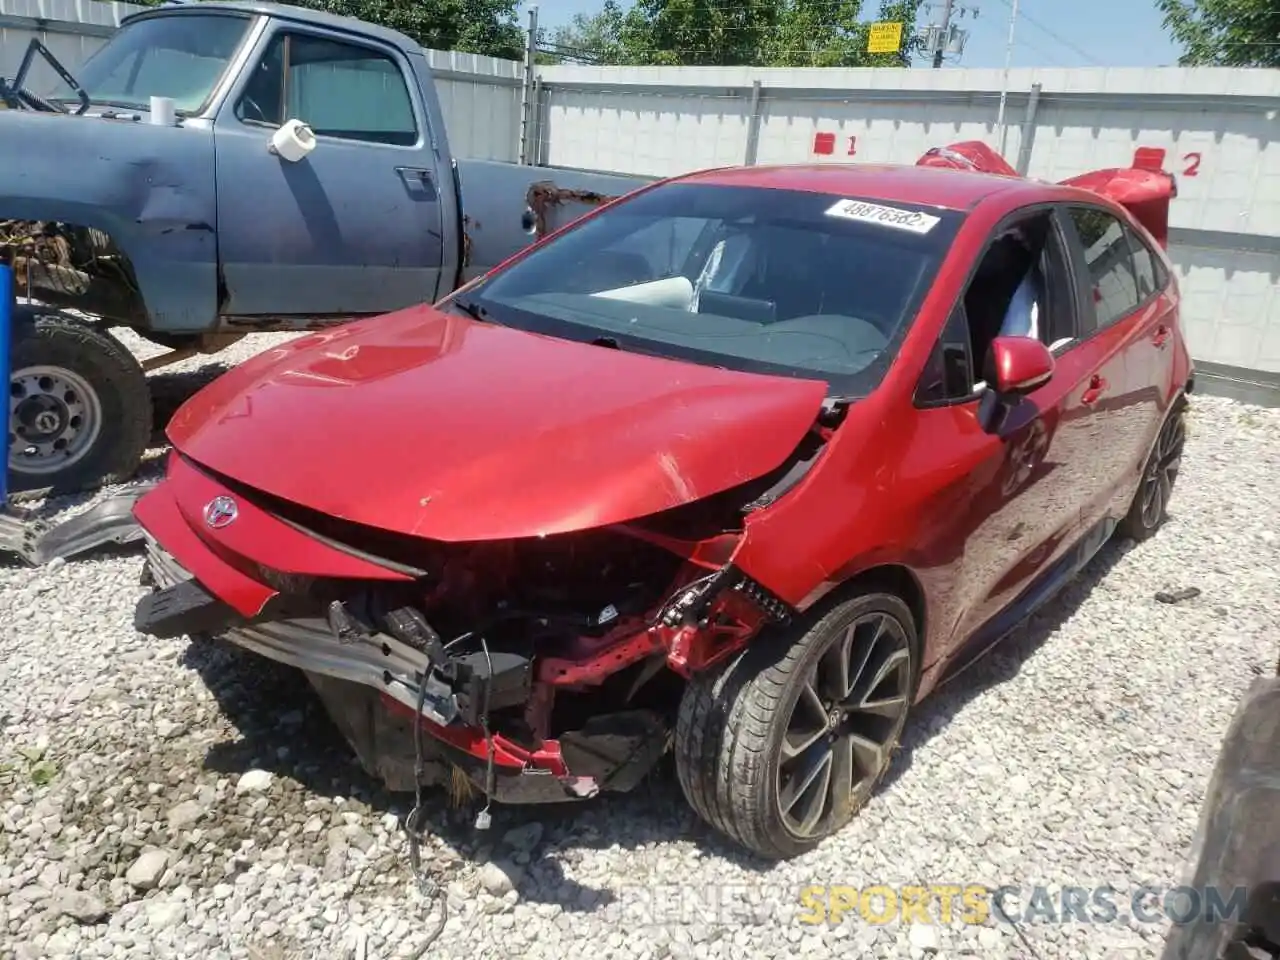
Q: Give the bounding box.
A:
[1117,399,1187,542]
[8,309,152,501]
[675,590,916,860]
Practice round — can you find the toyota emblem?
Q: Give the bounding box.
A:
[203,495,239,529]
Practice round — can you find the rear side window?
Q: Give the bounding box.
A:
[1126,226,1165,301]
[1067,207,1140,329]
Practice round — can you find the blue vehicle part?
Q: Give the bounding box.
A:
[0,110,220,331]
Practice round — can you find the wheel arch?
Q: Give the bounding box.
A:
[2,215,150,326]
[837,563,926,644]
[803,562,929,678]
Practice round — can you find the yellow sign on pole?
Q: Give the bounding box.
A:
[867,21,904,54]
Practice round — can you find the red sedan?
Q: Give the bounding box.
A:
[132,144,1193,860]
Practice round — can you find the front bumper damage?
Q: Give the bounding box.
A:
[136,536,671,803]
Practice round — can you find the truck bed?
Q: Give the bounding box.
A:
[454,159,657,283]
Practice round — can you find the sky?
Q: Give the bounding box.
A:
[524,0,1184,70]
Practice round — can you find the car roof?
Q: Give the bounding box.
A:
[124,0,419,52]
[680,163,1053,213]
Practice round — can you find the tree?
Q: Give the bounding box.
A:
[541,2,626,64]
[767,0,923,67]
[1156,0,1280,68]
[130,0,526,60]
[615,0,786,66]
[539,0,922,68]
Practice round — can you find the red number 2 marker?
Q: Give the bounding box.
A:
[1182,152,1202,177]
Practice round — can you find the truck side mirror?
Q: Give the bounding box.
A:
[268,118,316,163]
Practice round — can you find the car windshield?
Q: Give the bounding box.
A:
[50,13,251,114]
[465,182,964,398]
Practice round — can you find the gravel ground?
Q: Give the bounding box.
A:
[2,331,1278,960]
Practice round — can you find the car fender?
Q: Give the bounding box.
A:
[731,390,935,616]
[0,110,219,331]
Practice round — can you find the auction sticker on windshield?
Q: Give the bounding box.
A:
[824,199,941,235]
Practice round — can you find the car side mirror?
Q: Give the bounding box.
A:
[267,118,316,163]
[985,336,1054,397]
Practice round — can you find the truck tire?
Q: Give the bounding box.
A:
[674,589,917,860]
[8,309,152,501]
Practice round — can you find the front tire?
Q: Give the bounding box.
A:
[8,309,152,501]
[675,590,917,860]
[1117,398,1187,542]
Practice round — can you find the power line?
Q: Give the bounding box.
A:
[988,0,1101,65]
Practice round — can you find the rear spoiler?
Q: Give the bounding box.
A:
[916,140,1177,249]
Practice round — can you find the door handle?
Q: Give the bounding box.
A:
[1082,374,1107,405]
[396,166,437,199]
[1152,324,1171,348]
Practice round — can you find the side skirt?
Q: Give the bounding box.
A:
[936,516,1117,689]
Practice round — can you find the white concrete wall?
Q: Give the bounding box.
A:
[537,63,1280,376]
[0,0,521,161]
[421,47,520,164]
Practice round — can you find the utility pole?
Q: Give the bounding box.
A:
[518,4,539,166]
[995,0,1021,155]
[932,0,954,67]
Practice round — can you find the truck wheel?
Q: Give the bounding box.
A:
[675,589,917,860]
[8,309,152,501]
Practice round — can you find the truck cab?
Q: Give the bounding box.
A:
[0,1,650,500]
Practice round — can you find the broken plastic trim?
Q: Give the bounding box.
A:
[0,484,154,566]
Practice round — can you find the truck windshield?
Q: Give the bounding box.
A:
[466,182,964,399]
[53,13,251,114]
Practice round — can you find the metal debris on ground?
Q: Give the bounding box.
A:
[1155,586,1203,604]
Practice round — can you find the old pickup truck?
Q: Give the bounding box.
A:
[0,0,650,499]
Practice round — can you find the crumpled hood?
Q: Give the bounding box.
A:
[166,306,829,542]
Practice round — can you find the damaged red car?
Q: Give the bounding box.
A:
[132,144,1194,859]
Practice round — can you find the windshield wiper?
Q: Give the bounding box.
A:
[52,97,147,113]
[2,39,89,114]
[448,298,489,322]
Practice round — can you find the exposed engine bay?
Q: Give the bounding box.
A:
[135,418,835,802]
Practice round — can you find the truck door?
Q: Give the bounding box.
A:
[211,24,445,318]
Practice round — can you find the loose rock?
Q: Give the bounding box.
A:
[478,860,524,897]
[51,889,109,924]
[125,850,169,891]
[235,770,274,795]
